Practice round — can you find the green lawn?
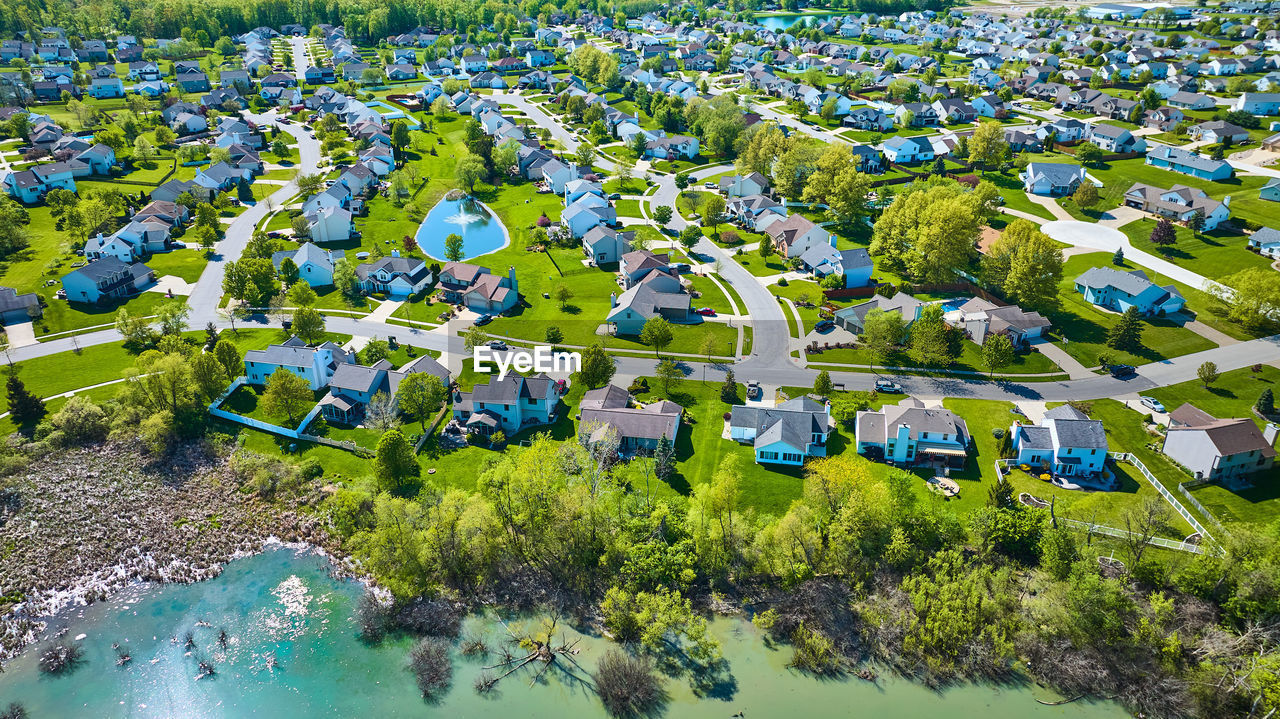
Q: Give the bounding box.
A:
[987,171,1057,221]
[1049,253,1217,368]
[146,249,209,283]
[733,253,790,278]
[1121,218,1267,281]
[685,274,737,315]
[1147,364,1280,427]
[614,199,644,218]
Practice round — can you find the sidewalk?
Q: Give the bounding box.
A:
[1028,338,1095,380]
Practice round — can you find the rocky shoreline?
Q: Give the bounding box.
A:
[0,442,341,663]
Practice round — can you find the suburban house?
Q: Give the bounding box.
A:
[761,214,831,259]
[618,250,673,289]
[644,135,699,160]
[1088,123,1146,153]
[1021,162,1086,196]
[452,373,560,437]
[581,226,633,265]
[1163,403,1277,486]
[0,286,41,324]
[718,172,769,198]
[1145,145,1233,181]
[1123,183,1231,232]
[579,384,682,453]
[798,245,874,288]
[728,396,832,466]
[3,162,77,203]
[1247,227,1280,258]
[1188,120,1250,144]
[355,254,433,297]
[833,292,925,333]
[882,135,934,163]
[243,336,353,390]
[271,242,343,287]
[607,270,691,335]
[855,397,970,469]
[1075,266,1186,316]
[60,258,154,305]
[304,205,353,243]
[438,262,520,314]
[1010,404,1109,479]
[319,353,450,425]
[1261,178,1280,203]
[726,194,786,229]
[941,297,1051,346]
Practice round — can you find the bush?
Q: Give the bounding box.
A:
[593,650,666,718]
[788,622,841,675]
[356,590,393,642]
[407,637,453,698]
[778,277,789,287]
[992,427,1005,439]
[38,642,83,675]
[297,457,324,480]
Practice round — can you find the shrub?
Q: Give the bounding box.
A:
[356,591,393,642]
[593,650,665,717]
[38,642,82,675]
[777,277,789,287]
[407,637,453,698]
[788,622,840,675]
[296,457,324,480]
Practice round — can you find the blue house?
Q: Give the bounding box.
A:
[729,397,832,466]
[60,258,154,305]
[1010,405,1109,479]
[1075,266,1186,316]
[452,373,560,437]
[1145,145,1233,181]
[855,397,970,469]
[271,242,343,287]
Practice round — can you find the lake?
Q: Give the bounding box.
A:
[415,196,509,262]
[0,547,1131,718]
[755,12,843,31]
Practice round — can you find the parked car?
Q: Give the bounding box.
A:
[746,381,762,400]
[695,307,715,316]
[703,181,716,189]
[1139,396,1166,413]
[1109,364,1137,378]
[608,193,621,200]
[814,320,835,332]
[875,379,904,393]
[487,340,508,351]
[474,314,492,326]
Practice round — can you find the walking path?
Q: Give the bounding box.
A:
[1025,194,1074,222]
[1039,220,1224,294]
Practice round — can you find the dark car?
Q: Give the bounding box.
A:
[814,320,835,332]
[474,314,493,326]
[1109,364,1137,378]
[608,193,621,200]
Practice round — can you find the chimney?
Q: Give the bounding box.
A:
[508,265,517,291]
[1223,195,1232,207]
[610,292,617,308]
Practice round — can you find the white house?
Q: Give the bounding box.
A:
[244,336,353,389]
[1010,404,1109,480]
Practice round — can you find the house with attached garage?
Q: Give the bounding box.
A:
[833,292,926,334]
[89,77,124,99]
[243,335,353,390]
[1234,93,1280,115]
[726,194,786,229]
[1145,145,1233,181]
[1123,183,1231,232]
[760,214,832,260]
[1087,123,1146,153]
[644,135,699,160]
[319,353,451,425]
[271,242,344,287]
[60,257,155,305]
[718,172,770,198]
[607,269,691,335]
[1075,266,1186,316]
[355,254,434,297]
[84,219,170,263]
[452,373,560,437]
[798,245,874,288]
[1188,120,1250,145]
[1021,162,1086,196]
[882,135,934,163]
[1163,403,1277,486]
[579,384,682,453]
[1010,404,1109,479]
[438,262,520,314]
[3,162,77,203]
[856,397,970,469]
[618,250,673,289]
[729,396,832,466]
[942,297,1051,347]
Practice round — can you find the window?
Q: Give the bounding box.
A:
[527,398,536,405]
[782,453,803,463]
[760,451,779,460]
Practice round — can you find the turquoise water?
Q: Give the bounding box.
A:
[756,12,842,31]
[415,196,509,262]
[0,548,1132,718]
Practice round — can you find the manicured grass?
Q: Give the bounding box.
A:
[145,249,209,283]
[733,253,790,277]
[1121,218,1268,281]
[614,199,644,218]
[38,292,180,338]
[1147,364,1280,428]
[685,274,737,315]
[1047,253,1217,369]
[987,171,1057,221]
[811,337,1063,376]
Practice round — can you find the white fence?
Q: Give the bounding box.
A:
[1110,452,1215,546]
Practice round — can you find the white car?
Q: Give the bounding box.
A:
[1139,396,1165,413]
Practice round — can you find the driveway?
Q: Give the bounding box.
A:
[1040,220,1222,294]
[1097,205,1144,229]
[4,321,35,349]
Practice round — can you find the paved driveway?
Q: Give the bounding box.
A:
[1040,220,1221,294]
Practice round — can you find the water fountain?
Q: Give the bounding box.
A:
[414,195,510,261]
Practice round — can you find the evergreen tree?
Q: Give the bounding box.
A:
[654,434,674,480]
[988,477,1014,509]
[813,370,834,397]
[1106,306,1144,352]
[6,374,44,426]
[720,369,737,403]
[1112,247,1124,265]
[1258,388,1275,416]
